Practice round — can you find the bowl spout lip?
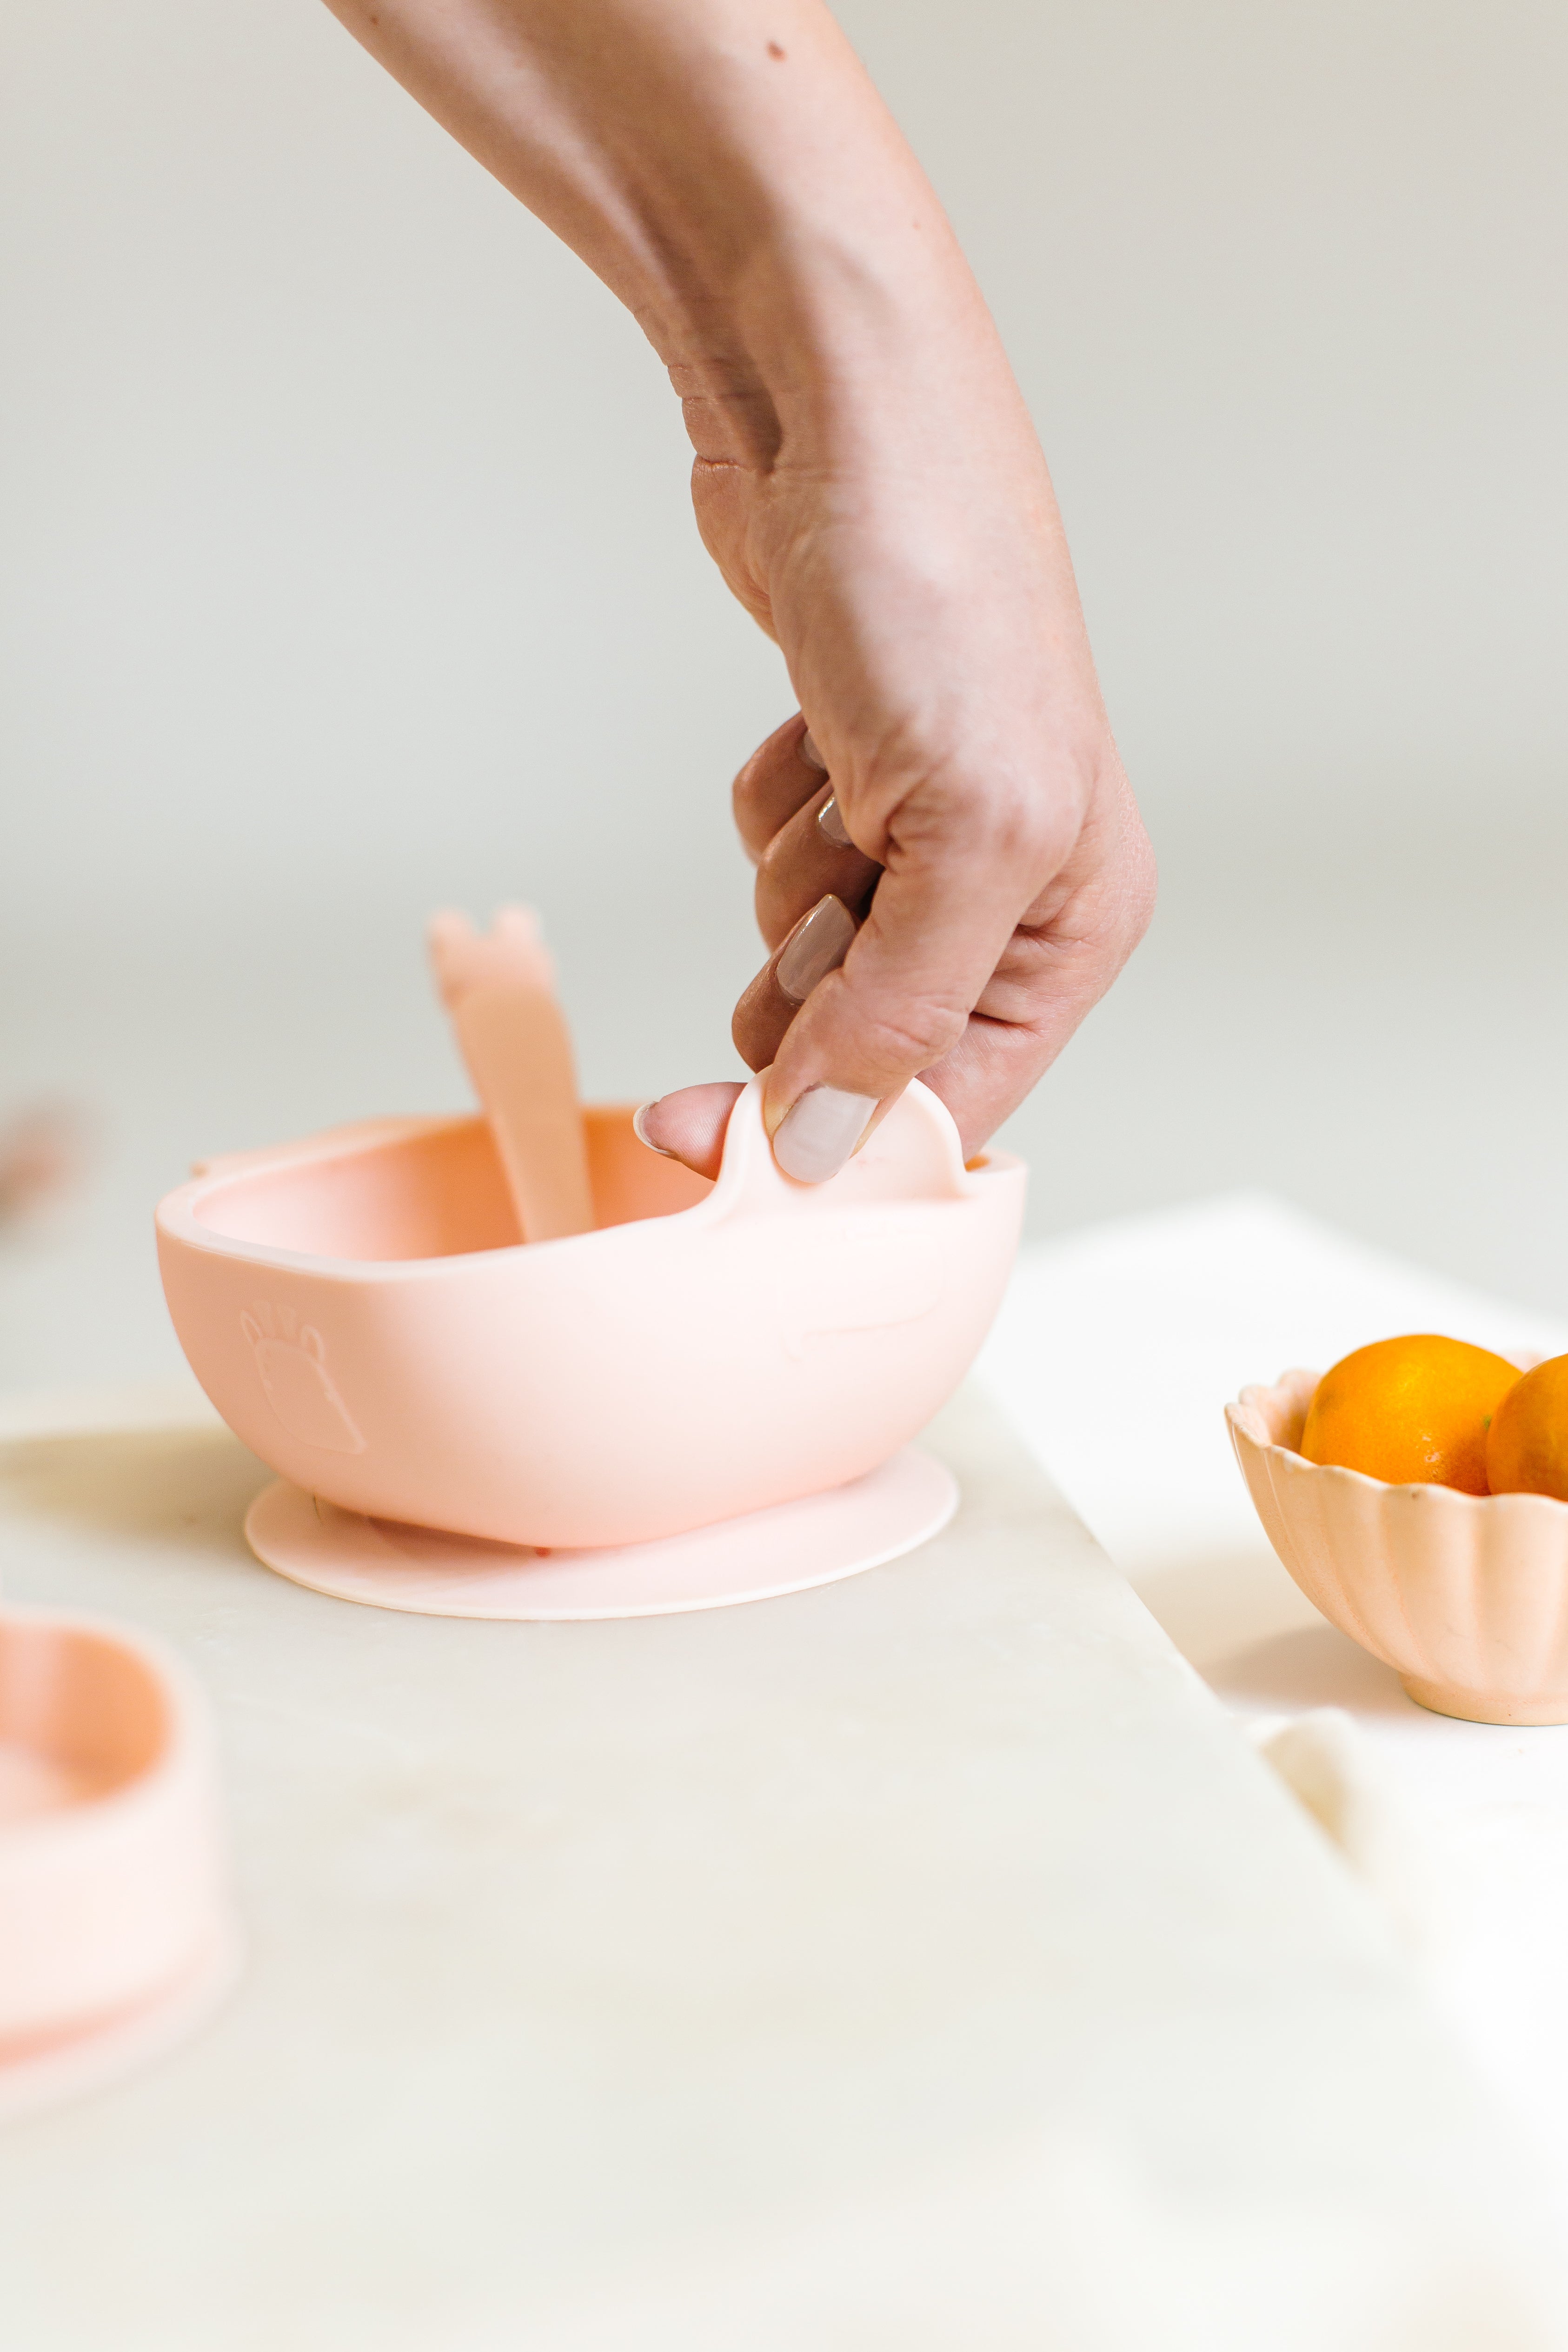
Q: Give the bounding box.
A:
[698,1076,997,1219]
[155,1077,1023,1282]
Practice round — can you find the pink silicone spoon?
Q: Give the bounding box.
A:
[427,907,596,1243]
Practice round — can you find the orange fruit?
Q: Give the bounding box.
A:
[1486,1354,1568,1500]
[1299,1335,1520,1494]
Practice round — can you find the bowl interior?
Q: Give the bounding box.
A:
[0,1625,170,1825]
[192,1107,712,1263]
[1233,1370,1319,1453]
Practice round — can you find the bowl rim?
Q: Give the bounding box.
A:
[0,1608,209,1856]
[155,1078,1023,1285]
[1227,1370,1568,1518]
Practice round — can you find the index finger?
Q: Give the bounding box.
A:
[762,785,1063,1169]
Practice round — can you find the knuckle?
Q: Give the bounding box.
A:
[1128,815,1158,892]
[731,716,820,857]
[731,990,786,1072]
[1109,818,1158,950]
[754,823,798,892]
[731,747,768,831]
[906,775,1073,885]
[753,865,804,953]
[1123,849,1158,946]
[848,989,970,1074]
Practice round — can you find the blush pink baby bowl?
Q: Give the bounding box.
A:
[0,1611,236,2117]
[156,1079,1024,1552]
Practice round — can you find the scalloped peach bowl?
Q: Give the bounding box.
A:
[1228,1369,1568,1725]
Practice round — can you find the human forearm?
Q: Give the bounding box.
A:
[319,0,975,450]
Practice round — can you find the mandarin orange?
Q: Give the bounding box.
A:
[1299,1335,1519,1494]
[1485,1353,1568,1501]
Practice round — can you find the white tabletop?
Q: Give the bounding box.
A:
[979,1190,1568,2226]
[0,1380,1558,2346]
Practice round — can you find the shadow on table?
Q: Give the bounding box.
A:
[1206,1622,1415,1720]
[0,1425,268,1556]
[1125,1540,1418,1721]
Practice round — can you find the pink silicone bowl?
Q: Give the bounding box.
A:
[1229,1369,1568,1725]
[157,1079,1025,1550]
[0,1612,230,2053]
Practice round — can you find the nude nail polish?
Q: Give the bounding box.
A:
[775,895,856,1005]
[631,1102,677,1159]
[816,794,851,849]
[771,1087,878,1183]
[799,727,827,771]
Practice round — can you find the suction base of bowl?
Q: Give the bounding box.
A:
[244,1447,958,1622]
[0,1921,242,2126]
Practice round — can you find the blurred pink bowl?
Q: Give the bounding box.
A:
[1228,1369,1568,1725]
[0,1613,231,2059]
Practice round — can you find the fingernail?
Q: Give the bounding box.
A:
[772,1087,879,1183]
[775,894,856,1005]
[631,1102,677,1159]
[816,793,851,849]
[799,726,827,771]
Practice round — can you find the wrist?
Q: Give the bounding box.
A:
[665,214,997,478]
[620,39,986,471]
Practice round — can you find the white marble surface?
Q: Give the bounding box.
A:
[0,1383,1559,2346]
[978,1192,1568,2224]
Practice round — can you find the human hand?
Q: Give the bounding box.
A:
[637,370,1156,1182]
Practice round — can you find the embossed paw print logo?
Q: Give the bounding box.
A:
[240,1304,365,1455]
